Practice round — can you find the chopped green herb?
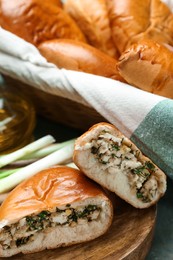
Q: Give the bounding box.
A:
[67,205,100,222]
[136,190,151,203]
[133,166,145,175]
[111,144,120,151]
[145,161,155,171]
[78,205,99,218]
[26,211,51,231]
[133,166,151,179]
[25,216,37,230]
[136,192,143,199]
[38,211,50,220]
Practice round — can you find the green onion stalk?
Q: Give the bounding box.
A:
[0,137,76,193]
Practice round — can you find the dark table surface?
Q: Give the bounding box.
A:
[34,116,173,260]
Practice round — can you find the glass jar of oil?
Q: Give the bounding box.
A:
[0,85,36,154]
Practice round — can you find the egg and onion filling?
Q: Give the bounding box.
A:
[0,204,101,250]
[88,131,157,203]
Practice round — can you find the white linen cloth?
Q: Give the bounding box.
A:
[0,28,164,137]
[0,28,173,179]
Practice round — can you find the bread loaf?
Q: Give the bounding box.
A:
[117,39,173,98]
[106,0,173,54]
[64,0,118,58]
[0,166,113,257]
[46,0,63,7]
[0,0,86,46]
[73,122,167,209]
[38,39,125,81]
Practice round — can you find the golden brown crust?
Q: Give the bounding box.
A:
[52,0,63,8]
[0,166,107,224]
[46,0,63,8]
[106,0,173,54]
[0,0,86,46]
[117,39,173,98]
[38,39,125,81]
[64,0,118,58]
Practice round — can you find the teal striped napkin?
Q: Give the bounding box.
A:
[63,70,173,180]
[131,100,173,179]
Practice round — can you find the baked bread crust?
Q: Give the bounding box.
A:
[64,0,118,58]
[117,39,173,98]
[0,166,113,257]
[0,0,86,46]
[106,0,173,54]
[38,39,124,81]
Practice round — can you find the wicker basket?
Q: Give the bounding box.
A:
[3,75,107,130]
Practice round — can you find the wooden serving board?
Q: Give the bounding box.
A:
[5,198,156,260]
